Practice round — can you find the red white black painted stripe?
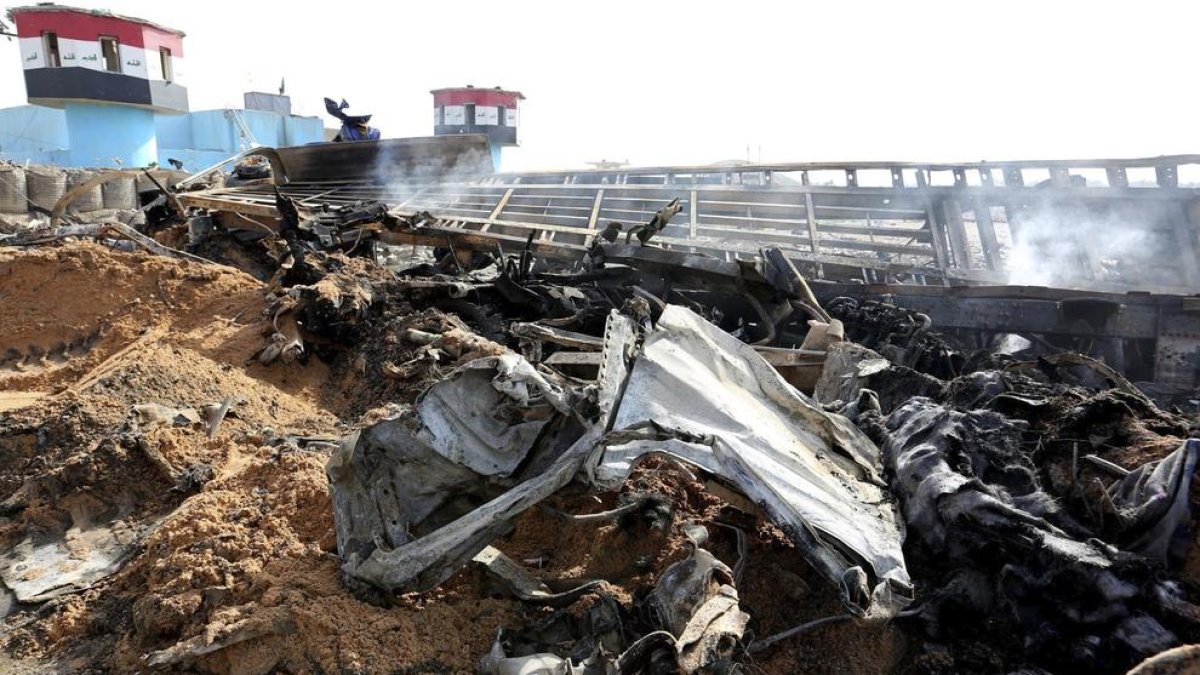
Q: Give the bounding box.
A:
[12,9,184,56]
[18,36,184,83]
[431,89,522,107]
[24,67,188,113]
[437,105,518,128]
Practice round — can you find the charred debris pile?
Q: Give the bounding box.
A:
[2,184,1200,675]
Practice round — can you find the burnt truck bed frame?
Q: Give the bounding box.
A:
[177,144,1200,391]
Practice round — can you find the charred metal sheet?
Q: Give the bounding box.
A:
[592,305,912,618]
[271,136,493,184]
[828,287,1141,334]
[1153,312,1200,390]
[180,136,493,188]
[808,281,1200,388]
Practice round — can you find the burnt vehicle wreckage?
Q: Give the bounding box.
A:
[6,137,1200,673]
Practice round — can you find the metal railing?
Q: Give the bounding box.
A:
[183,154,1200,292]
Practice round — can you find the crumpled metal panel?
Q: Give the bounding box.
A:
[328,352,593,593]
[331,307,910,618]
[337,427,598,593]
[418,354,570,476]
[592,305,912,618]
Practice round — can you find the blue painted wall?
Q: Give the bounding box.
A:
[157,108,322,171]
[65,103,158,167]
[158,110,320,152]
[0,105,69,164]
[0,104,323,169]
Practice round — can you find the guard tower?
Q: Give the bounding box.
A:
[9,4,188,167]
[432,85,522,169]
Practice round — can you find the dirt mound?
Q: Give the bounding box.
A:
[0,245,340,670]
[0,244,264,393]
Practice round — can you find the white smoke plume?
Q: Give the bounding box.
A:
[1003,204,1182,290]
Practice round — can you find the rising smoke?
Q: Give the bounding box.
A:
[1003,202,1182,291]
[370,137,494,201]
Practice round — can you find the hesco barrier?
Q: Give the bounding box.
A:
[66,170,103,212]
[25,169,66,211]
[102,175,138,210]
[0,166,27,214]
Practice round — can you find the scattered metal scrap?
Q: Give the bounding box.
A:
[285,228,1199,672]
[328,303,911,614]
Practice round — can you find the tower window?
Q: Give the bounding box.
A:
[43,32,60,67]
[100,37,121,72]
[159,47,173,81]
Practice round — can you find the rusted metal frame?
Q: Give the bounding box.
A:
[804,193,821,255]
[374,210,951,281]
[972,198,1004,271]
[481,187,515,232]
[940,198,973,270]
[215,211,279,235]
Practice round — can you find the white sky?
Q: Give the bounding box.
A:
[1,0,1196,171]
